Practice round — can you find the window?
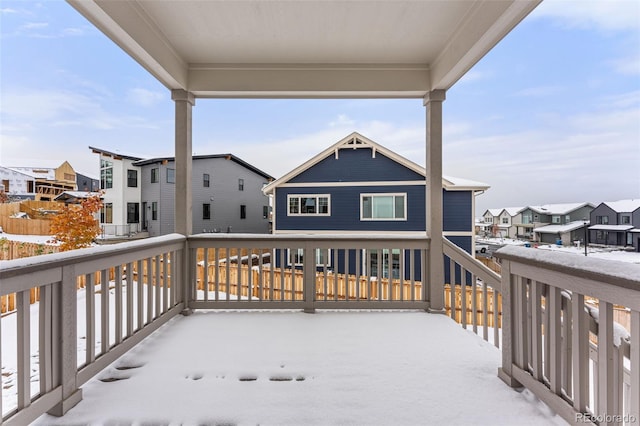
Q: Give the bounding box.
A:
[627,232,633,245]
[167,168,175,184]
[565,215,571,223]
[127,203,139,224]
[101,203,113,223]
[238,178,244,191]
[152,202,158,220]
[100,159,113,189]
[151,168,159,183]
[522,214,532,224]
[368,249,401,279]
[622,215,631,224]
[127,169,138,187]
[240,205,246,219]
[203,203,211,220]
[596,230,608,240]
[287,194,330,216]
[263,205,269,219]
[484,217,492,223]
[552,215,561,224]
[288,248,331,266]
[596,216,609,225]
[501,217,509,224]
[361,193,406,220]
[203,173,210,187]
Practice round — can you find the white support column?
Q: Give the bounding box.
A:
[171,89,195,236]
[424,90,446,313]
[172,89,195,315]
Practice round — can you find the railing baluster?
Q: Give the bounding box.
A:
[376,249,382,301]
[115,265,123,344]
[163,253,169,312]
[471,270,477,334]
[86,273,95,364]
[17,290,31,409]
[39,284,54,393]
[226,248,231,302]
[155,255,161,318]
[549,286,562,395]
[482,279,488,341]
[410,249,415,302]
[136,259,143,331]
[572,293,589,413]
[597,301,615,421]
[449,258,455,320]
[146,257,153,324]
[101,269,109,354]
[355,249,361,301]
[126,262,133,336]
[258,248,264,301]
[530,280,543,381]
[269,249,275,301]
[279,248,285,301]
[461,267,467,329]
[493,288,499,348]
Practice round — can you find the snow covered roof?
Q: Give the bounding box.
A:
[528,202,593,215]
[484,209,503,217]
[589,224,634,232]
[54,191,102,203]
[534,221,588,234]
[503,207,525,216]
[602,199,640,213]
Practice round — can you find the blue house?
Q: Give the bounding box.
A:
[262,132,489,280]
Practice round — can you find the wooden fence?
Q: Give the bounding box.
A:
[0,200,62,235]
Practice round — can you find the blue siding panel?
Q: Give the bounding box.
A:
[276,185,425,231]
[289,149,424,183]
[443,191,472,232]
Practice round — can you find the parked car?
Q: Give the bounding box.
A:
[475,243,488,254]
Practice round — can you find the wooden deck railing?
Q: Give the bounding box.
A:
[0,234,185,425]
[188,233,431,311]
[496,245,639,426]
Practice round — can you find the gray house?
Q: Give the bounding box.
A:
[589,200,640,251]
[134,155,273,237]
[525,202,594,245]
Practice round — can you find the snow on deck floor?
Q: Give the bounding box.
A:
[34,311,567,426]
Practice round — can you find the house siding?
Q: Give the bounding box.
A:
[140,158,270,237]
[589,204,617,245]
[289,149,424,183]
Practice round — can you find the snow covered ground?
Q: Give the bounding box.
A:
[29,310,567,426]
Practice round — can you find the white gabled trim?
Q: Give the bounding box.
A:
[277,180,426,188]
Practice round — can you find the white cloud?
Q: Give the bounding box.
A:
[533,0,640,32]
[328,114,355,128]
[21,22,47,30]
[512,85,565,97]
[609,54,640,75]
[127,88,165,107]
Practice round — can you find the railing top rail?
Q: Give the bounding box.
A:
[443,237,501,291]
[495,245,640,292]
[188,233,430,250]
[0,233,186,281]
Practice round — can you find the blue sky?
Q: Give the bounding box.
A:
[1,1,639,216]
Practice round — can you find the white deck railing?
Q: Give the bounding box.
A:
[188,233,432,311]
[496,246,640,426]
[2,233,638,426]
[0,234,186,425]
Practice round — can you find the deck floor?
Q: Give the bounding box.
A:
[34,311,567,425]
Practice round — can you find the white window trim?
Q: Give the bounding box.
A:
[287,248,332,267]
[360,193,407,221]
[286,194,331,216]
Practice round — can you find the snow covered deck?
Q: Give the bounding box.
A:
[33,310,565,425]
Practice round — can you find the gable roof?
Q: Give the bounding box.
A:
[527,202,594,215]
[133,154,273,181]
[602,199,640,213]
[263,132,489,194]
[90,146,145,162]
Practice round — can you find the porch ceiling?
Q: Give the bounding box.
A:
[67,0,541,98]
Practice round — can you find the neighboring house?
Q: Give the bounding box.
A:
[481,209,502,236]
[482,207,523,238]
[589,199,640,251]
[0,166,36,200]
[54,191,102,205]
[90,147,145,237]
[527,202,594,245]
[262,132,489,279]
[4,161,78,201]
[76,173,100,192]
[134,155,273,237]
